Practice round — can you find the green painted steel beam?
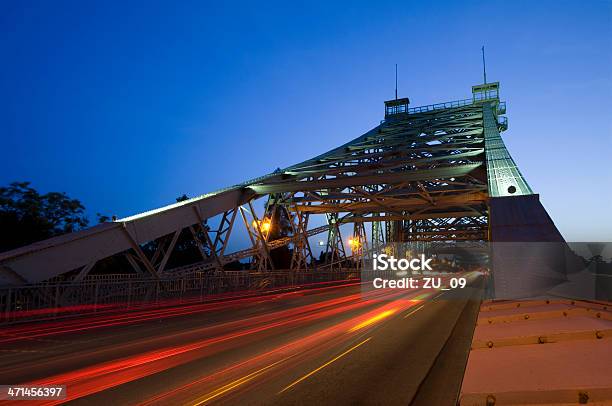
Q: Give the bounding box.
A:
[482,102,533,197]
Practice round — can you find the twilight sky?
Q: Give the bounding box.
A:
[1,0,611,242]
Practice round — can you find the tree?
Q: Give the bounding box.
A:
[0,182,89,252]
[96,213,110,223]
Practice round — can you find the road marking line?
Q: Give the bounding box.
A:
[433,291,447,300]
[403,304,425,318]
[349,309,397,332]
[412,292,431,301]
[278,337,372,394]
[190,356,292,405]
[403,290,446,320]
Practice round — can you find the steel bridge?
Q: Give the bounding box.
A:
[0,81,564,311]
[2,81,609,406]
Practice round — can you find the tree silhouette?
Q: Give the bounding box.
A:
[0,182,89,252]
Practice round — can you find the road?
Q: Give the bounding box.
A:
[0,275,482,405]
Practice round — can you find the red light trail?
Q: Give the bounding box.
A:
[0,278,463,405]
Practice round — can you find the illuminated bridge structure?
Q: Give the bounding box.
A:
[0,81,564,309]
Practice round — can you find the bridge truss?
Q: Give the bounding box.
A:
[0,82,518,287]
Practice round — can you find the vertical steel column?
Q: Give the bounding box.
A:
[289,209,315,271]
[351,221,370,270]
[371,215,385,252]
[325,213,347,271]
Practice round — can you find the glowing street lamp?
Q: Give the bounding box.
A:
[260,219,271,232]
[252,218,272,234]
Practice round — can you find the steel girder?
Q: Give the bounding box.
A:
[483,105,533,197]
[0,187,258,284]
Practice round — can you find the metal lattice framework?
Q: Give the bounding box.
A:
[0,81,528,286]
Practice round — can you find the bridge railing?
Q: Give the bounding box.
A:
[0,270,359,325]
[404,94,503,115]
[408,97,475,114]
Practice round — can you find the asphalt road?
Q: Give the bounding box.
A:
[0,274,482,405]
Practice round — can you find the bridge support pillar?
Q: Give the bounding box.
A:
[489,194,567,299]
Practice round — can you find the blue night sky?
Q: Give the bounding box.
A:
[2,0,611,242]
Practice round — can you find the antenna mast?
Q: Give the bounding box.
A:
[395,64,398,100]
[481,46,487,84]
